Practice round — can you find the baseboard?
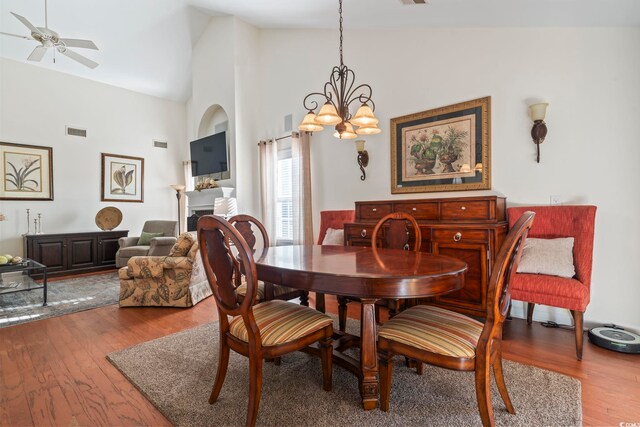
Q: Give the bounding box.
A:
[510,301,640,334]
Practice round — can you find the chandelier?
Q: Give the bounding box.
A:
[298,0,381,139]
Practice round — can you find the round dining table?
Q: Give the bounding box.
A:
[255,244,468,410]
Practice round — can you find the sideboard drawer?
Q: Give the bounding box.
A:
[441,200,491,220]
[357,203,392,220]
[394,202,438,220]
[344,224,376,242]
[432,228,488,243]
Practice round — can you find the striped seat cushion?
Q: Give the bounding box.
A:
[236,277,298,302]
[378,305,484,359]
[229,300,332,346]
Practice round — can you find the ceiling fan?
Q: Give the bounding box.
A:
[0,0,99,69]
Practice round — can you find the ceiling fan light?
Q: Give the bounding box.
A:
[355,123,382,135]
[334,122,357,139]
[351,103,379,127]
[315,102,342,125]
[298,112,324,132]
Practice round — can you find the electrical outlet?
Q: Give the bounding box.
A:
[550,195,562,206]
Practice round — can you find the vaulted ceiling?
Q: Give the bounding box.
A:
[1,0,639,101]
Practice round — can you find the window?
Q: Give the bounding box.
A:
[276,144,293,245]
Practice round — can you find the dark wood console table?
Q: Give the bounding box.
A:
[344,195,507,318]
[24,230,128,278]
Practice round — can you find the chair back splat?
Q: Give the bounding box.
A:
[372,212,422,251]
[198,215,258,324]
[229,214,270,253]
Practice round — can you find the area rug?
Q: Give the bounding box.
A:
[0,272,119,328]
[107,320,582,427]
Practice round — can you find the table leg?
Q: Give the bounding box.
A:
[43,269,47,306]
[359,298,378,410]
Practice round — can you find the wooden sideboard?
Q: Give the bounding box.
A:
[344,195,507,318]
[24,230,128,278]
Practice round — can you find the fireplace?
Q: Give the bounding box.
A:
[187,210,213,232]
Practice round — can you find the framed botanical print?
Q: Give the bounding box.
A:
[0,142,54,201]
[391,96,491,193]
[101,153,144,203]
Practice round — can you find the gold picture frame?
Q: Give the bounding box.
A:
[0,141,54,201]
[390,96,491,194]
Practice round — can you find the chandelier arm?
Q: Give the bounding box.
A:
[344,83,374,109]
[303,92,329,112]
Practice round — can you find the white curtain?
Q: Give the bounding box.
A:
[259,139,278,240]
[181,161,193,233]
[291,131,313,244]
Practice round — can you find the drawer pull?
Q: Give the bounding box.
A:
[412,207,417,211]
[461,206,466,211]
[403,244,410,251]
[372,208,377,212]
[361,229,367,238]
[453,232,462,242]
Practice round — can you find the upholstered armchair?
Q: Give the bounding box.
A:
[118,232,212,307]
[507,205,597,360]
[115,220,178,268]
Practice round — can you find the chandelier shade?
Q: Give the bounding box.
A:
[355,123,382,135]
[298,0,380,140]
[351,103,378,127]
[333,121,357,139]
[299,111,324,132]
[315,102,342,125]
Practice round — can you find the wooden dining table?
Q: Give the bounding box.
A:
[254,244,467,410]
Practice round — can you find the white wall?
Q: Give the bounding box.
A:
[251,27,640,330]
[0,58,186,255]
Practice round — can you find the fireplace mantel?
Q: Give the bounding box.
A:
[185,187,234,215]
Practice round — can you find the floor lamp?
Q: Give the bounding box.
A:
[170,184,186,234]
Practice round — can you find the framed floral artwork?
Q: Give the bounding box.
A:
[0,142,54,201]
[390,97,491,193]
[101,153,144,202]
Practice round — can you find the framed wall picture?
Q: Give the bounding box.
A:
[101,153,144,203]
[390,96,491,194]
[0,142,54,201]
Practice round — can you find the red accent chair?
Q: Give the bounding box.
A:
[507,205,597,360]
[315,210,356,312]
[317,210,356,245]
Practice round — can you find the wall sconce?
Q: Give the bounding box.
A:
[355,139,369,181]
[529,102,549,163]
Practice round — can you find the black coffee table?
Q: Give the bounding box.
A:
[0,259,48,306]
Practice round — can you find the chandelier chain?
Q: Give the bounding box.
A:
[339,0,343,66]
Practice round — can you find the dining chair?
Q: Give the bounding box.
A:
[378,211,535,427]
[198,215,333,427]
[507,205,596,360]
[229,214,309,306]
[338,212,421,332]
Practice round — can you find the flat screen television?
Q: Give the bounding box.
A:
[190,132,228,176]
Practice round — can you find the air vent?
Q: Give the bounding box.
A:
[153,140,168,149]
[66,126,87,137]
[400,0,428,4]
[284,114,293,132]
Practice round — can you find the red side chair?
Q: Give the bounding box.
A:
[507,205,597,360]
[317,210,356,245]
[315,210,356,313]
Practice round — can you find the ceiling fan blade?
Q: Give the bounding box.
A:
[59,38,98,50]
[58,48,98,69]
[27,45,47,61]
[0,31,32,40]
[10,12,42,35]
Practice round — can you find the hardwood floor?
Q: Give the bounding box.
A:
[1,291,638,426]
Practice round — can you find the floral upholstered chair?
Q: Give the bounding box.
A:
[118,232,212,307]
